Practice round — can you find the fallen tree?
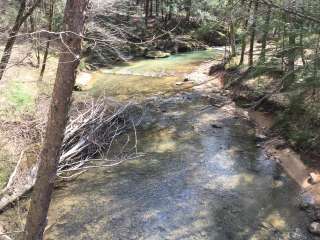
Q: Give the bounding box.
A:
[0,98,143,211]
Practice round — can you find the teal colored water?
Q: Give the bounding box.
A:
[102,49,220,76]
[89,49,222,100]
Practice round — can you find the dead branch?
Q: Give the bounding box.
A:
[0,98,144,211]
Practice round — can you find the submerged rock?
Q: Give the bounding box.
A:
[255,134,267,142]
[184,72,209,84]
[145,51,171,59]
[211,122,223,128]
[299,193,316,210]
[309,222,320,235]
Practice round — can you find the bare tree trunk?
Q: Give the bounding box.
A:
[145,0,149,26]
[299,4,306,66]
[39,0,55,82]
[259,4,272,63]
[299,29,306,66]
[281,24,286,71]
[227,0,236,57]
[286,0,296,85]
[185,0,192,22]
[150,0,153,16]
[312,32,320,96]
[161,0,165,21]
[155,0,159,17]
[168,0,173,21]
[21,0,89,239]
[249,0,259,66]
[288,31,296,73]
[239,0,252,65]
[29,11,41,68]
[229,22,236,57]
[0,0,41,81]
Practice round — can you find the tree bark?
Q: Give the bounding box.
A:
[145,0,149,26]
[227,0,236,57]
[21,0,89,239]
[39,0,55,81]
[0,0,41,81]
[29,9,40,68]
[249,0,259,66]
[185,0,192,22]
[150,0,153,16]
[286,0,296,85]
[299,31,305,66]
[239,0,252,65]
[155,0,159,17]
[229,22,236,57]
[259,5,272,63]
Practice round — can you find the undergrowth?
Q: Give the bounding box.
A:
[225,57,320,155]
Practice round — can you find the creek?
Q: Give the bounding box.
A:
[2,49,312,239]
[46,49,311,239]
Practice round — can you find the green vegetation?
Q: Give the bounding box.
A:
[4,80,35,112]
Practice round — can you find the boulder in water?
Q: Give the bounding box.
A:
[145,51,171,59]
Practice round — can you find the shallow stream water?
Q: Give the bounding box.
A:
[43,50,312,239]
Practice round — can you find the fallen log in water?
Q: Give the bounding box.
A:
[0,98,143,211]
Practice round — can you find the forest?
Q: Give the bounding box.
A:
[0,0,320,239]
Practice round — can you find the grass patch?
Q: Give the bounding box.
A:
[0,150,15,188]
[1,80,37,113]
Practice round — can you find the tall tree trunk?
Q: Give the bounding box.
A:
[239,0,252,65]
[299,4,306,66]
[185,0,191,22]
[259,5,272,63]
[29,8,41,68]
[145,0,149,26]
[312,32,320,96]
[21,0,89,239]
[227,0,236,57]
[0,0,41,81]
[287,30,296,76]
[150,0,153,16]
[161,0,165,21]
[155,0,159,17]
[281,24,286,71]
[249,0,259,66]
[29,13,41,68]
[299,31,306,66]
[287,3,296,82]
[39,0,55,82]
[283,0,296,89]
[229,22,236,57]
[168,0,173,21]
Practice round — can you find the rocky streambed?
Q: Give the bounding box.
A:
[0,49,315,239]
